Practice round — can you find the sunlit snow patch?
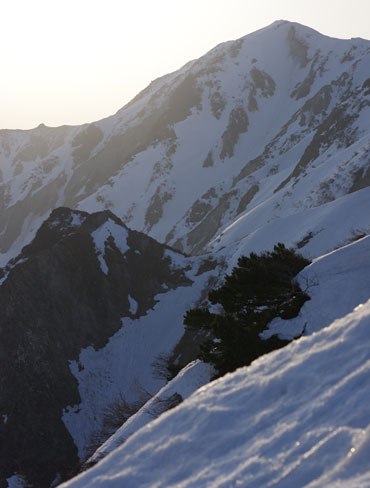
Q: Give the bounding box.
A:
[127,295,138,315]
[87,360,214,466]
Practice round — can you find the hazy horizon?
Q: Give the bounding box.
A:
[2,0,370,130]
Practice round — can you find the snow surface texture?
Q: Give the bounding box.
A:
[263,235,370,339]
[88,361,214,465]
[212,186,370,272]
[61,299,370,488]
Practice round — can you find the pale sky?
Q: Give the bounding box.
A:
[2,0,370,130]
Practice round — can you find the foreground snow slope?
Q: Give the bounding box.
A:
[87,361,214,466]
[62,299,370,488]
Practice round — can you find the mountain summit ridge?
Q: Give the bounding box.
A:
[1,21,370,265]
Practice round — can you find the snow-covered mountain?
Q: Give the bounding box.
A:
[1,20,370,266]
[2,19,370,488]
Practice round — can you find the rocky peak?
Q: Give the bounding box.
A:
[0,207,192,487]
[19,208,122,257]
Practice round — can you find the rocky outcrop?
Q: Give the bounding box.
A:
[0,207,192,487]
[220,107,249,160]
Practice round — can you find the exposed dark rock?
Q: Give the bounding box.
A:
[202,150,214,168]
[0,207,192,487]
[332,71,350,88]
[64,125,176,208]
[244,68,275,113]
[185,188,217,226]
[349,166,370,193]
[144,185,173,230]
[12,126,69,164]
[248,91,258,112]
[164,73,203,122]
[195,257,219,276]
[290,52,320,100]
[41,156,60,174]
[316,179,336,204]
[229,38,244,58]
[13,138,45,162]
[202,187,217,199]
[291,68,315,99]
[186,191,237,254]
[172,237,185,253]
[301,85,332,120]
[210,91,226,119]
[157,328,205,380]
[220,107,249,160]
[250,68,276,98]
[362,77,370,96]
[341,47,356,64]
[233,157,264,186]
[0,172,68,254]
[287,25,309,68]
[236,184,259,215]
[275,104,359,192]
[186,200,213,226]
[149,158,174,186]
[296,231,314,249]
[72,125,104,166]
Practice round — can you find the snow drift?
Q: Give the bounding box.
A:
[61,298,370,488]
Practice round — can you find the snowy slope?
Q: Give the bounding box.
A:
[61,299,370,488]
[86,360,214,467]
[264,235,370,339]
[1,20,370,265]
[210,185,370,269]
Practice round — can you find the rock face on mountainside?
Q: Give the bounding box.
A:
[1,20,370,265]
[0,207,193,487]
